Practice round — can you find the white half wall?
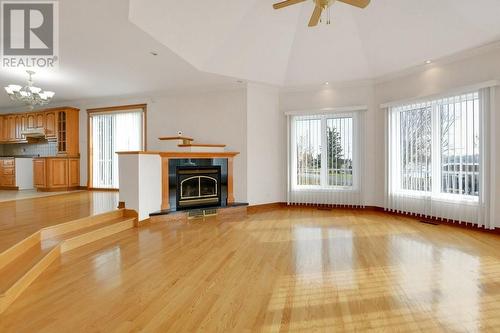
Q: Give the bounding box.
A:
[118,153,162,221]
[246,83,285,205]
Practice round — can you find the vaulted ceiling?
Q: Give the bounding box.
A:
[130,0,500,86]
[0,0,235,110]
[1,0,500,110]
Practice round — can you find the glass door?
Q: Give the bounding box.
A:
[90,110,143,189]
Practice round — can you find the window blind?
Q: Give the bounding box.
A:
[91,110,143,189]
[385,89,493,228]
[288,111,364,207]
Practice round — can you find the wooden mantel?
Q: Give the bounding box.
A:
[117,151,239,158]
[116,151,240,210]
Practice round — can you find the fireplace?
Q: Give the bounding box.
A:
[176,166,221,210]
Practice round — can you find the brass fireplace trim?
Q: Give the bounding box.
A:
[180,176,218,200]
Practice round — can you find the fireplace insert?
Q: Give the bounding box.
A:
[176,166,222,210]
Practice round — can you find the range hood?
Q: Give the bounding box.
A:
[21,128,46,139]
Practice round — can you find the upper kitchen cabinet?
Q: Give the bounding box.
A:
[45,110,57,139]
[0,116,4,142]
[56,107,79,156]
[0,107,80,155]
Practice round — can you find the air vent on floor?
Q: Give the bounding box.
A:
[187,209,218,219]
[420,220,439,226]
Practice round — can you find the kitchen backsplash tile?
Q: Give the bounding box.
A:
[2,141,57,156]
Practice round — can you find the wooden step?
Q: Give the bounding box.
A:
[0,210,137,314]
[59,217,136,253]
[41,209,125,239]
[0,243,60,314]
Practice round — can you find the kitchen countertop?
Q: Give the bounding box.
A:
[0,155,40,159]
[32,155,80,159]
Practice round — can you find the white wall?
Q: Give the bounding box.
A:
[280,46,500,226]
[373,47,500,224]
[71,88,248,202]
[279,83,378,206]
[246,83,285,205]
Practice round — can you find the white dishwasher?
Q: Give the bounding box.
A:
[15,158,34,190]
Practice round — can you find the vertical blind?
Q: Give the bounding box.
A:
[92,110,143,189]
[288,111,363,206]
[385,89,493,228]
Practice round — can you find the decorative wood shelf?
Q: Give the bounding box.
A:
[158,136,194,145]
[178,143,226,148]
[116,151,239,158]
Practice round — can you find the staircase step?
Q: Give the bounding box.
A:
[59,217,136,253]
[41,209,125,239]
[0,243,60,313]
[0,212,136,314]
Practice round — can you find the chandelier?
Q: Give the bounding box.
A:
[4,70,55,109]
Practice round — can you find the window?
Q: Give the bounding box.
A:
[440,94,480,196]
[399,106,432,192]
[292,114,356,189]
[88,105,146,189]
[390,92,480,199]
[295,117,321,186]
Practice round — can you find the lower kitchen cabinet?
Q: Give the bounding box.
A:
[0,158,17,189]
[33,157,80,191]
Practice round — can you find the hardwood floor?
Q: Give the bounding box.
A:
[0,191,118,252]
[1,207,500,332]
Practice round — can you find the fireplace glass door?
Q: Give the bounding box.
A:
[176,166,221,209]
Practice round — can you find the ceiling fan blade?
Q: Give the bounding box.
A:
[337,0,371,8]
[308,5,322,27]
[273,0,307,10]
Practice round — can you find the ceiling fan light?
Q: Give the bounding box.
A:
[45,91,55,98]
[19,91,29,97]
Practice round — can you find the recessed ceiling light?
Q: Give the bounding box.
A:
[150,51,159,56]
[325,81,329,85]
[425,60,432,64]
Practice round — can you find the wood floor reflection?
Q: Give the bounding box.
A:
[1,207,500,332]
[0,191,119,252]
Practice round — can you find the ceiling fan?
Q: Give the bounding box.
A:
[273,0,370,27]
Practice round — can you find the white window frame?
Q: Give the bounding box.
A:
[290,112,359,192]
[390,92,480,203]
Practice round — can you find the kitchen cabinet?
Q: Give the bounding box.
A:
[35,113,45,128]
[0,107,79,145]
[33,157,80,191]
[15,115,23,141]
[45,111,57,138]
[27,113,36,129]
[33,158,46,188]
[0,116,4,142]
[0,158,17,189]
[56,108,79,155]
[7,115,16,142]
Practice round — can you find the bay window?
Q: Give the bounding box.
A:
[386,88,493,228]
[391,92,479,200]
